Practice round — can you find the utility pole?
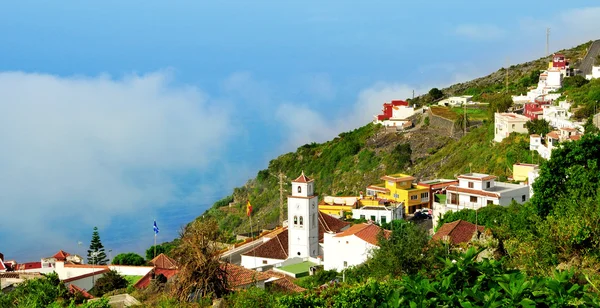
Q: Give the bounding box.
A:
[546,28,550,57]
[412,89,415,101]
[505,57,509,93]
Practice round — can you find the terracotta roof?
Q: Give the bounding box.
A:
[446,186,500,198]
[547,131,560,139]
[530,134,540,137]
[333,223,389,246]
[569,135,582,141]
[243,228,289,260]
[52,250,70,261]
[366,185,390,193]
[293,172,313,183]
[225,263,270,288]
[150,253,177,269]
[559,127,577,132]
[134,268,178,289]
[243,212,349,260]
[381,175,416,182]
[69,284,94,299]
[432,220,485,245]
[63,269,110,283]
[267,277,306,293]
[14,262,42,271]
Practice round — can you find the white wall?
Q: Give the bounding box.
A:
[323,233,377,272]
[351,207,402,224]
[64,275,96,292]
[241,255,283,270]
[391,106,415,119]
[109,265,152,276]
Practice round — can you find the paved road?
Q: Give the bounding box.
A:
[578,40,600,75]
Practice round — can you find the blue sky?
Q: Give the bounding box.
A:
[1,1,599,261]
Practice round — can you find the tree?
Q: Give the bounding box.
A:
[428,88,444,101]
[170,217,229,301]
[145,241,177,260]
[525,118,551,136]
[87,227,109,265]
[111,252,146,266]
[92,270,128,297]
[562,75,589,89]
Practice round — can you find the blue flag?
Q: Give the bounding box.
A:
[153,220,159,235]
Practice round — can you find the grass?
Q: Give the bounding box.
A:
[450,106,489,121]
[429,106,458,120]
[124,275,143,287]
[278,261,316,277]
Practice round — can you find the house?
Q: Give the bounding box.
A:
[494,113,529,142]
[438,95,473,107]
[417,179,459,208]
[365,174,430,214]
[586,66,600,80]
[318,196,359,218]
[1,272,44,293]
[523,100,550,120]
[373,100,415,127]
[241,173,350,271]
[149,253,177,270]
[351,205,403,225]
[432,220,485,245]
[512,163,539,183]
[0,253,7,272]
[323,223,389,272]
[62,268,110,292]
[594,113,600,129]
[530,126,583,160]
[445,173,530,208]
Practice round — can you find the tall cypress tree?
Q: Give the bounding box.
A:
[87,226,109,265]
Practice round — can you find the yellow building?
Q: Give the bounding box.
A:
[365,174,430,214]
[512,163,539,183]
[318,196,358,218]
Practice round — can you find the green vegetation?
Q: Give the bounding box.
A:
[450,106,488,121]
[92,270,128,297]
[526,118,551,136]
[124,275,142,287]
[87,226,109,265]
[145,240,178,260]
[111,252,145,266]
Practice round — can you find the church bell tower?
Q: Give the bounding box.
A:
[287,172,319,258]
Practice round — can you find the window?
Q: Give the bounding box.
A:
[297,186,302,193]
[262,260,268,265]
[486,182,491,188]
[410,195,418,200]
[370,215,376,221]
[360,215,365,220]
[294,216,298,225]
[522,195,526,202]
[346,241,349,244]
[468,182,474,188]
[470,196,477,203]
[487,200,493,205]
[381,216,387,224]
[522,124,526,128]
[512,124,515,129]
[299,216,304,226]
[421,192,429,199]
[343,261,348,267]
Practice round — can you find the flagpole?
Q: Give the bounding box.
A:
[250,214,255,269]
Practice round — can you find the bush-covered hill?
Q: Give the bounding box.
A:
[200,41,597,238]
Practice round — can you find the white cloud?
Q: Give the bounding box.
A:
[0,71,233,258]
[305,73,336,101]
[454,23,506,40]
[275,82,428,151]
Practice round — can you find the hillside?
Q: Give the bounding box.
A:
[200,40,595,238]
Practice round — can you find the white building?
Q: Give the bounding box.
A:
[494,113,530,142]
[351,205,403,225]
[288,172,320,259]
[323,223,388,272]
[585,66,600,80]
[438,95,473,106]
[445,173,530,208]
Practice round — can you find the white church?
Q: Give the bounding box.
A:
[240,172,388,274]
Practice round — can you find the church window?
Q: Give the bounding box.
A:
[298,186,302,193]
[299,216,304,226]
[297,252,301,256]
[294,216,298,225]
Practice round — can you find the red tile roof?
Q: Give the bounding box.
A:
[134,268,179,289]
[569,135,582,141]
[69,284,94,299]
[266,276,306,293]
[243,227,289,260]
[52,250,70,261]
[150,253,177,269]
[431,220,485,245]
[14,262,42,271]
[547,131,560,139]
[63,269,110,283]
[333,223,389,246]
[293,172,313,183]
[225,263,270,288]
[390,100,409,106]
[243,212,349,260]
